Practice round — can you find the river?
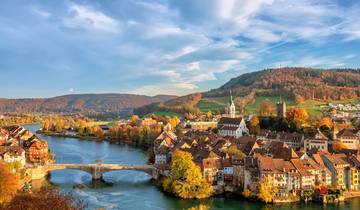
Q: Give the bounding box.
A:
[25,124,360,210]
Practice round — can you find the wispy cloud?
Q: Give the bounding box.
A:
[31,6,51,18]
[64,3,120,33]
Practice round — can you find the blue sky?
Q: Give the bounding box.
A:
[1,0,360,98]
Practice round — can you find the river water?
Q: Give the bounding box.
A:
[26,124,360,210]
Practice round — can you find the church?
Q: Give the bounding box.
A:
[217,91,249,138]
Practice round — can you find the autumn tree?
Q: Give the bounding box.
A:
[54,116,66,133]
[235,98,246,114]
[162,150,213,199]
[92,125,104,139]
[258,100,275,116]
[286,108,308,126]
[295,94,305,104]
[320,117,333,129]
[225,145,246,159]
[4,187,86,210]
[333,141,347,152]
[249,115,260,135]
[131,115,139,125]
[257,176,278,203]
[42,118,51,131]
[0,161,20,205]
[167,116,180,129]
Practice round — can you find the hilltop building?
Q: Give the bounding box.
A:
[276,97,286,118]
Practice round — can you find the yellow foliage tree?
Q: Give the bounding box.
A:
[286,108,309,126]
[333,141,347,152]
[225,145,246,159]
[168,116,180,129]
[249,115,260,135]
[131,115,139,124]
[320,117,333,128]
[92,125,104,138]
[163,150,213,199]
[257,176,278,203]
[258,100,275,116]
[0,161,20,205]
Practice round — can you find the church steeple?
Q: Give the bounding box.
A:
[227,90,236,118]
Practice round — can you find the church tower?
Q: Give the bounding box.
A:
[276,96,286,118]
[226,90,236,118]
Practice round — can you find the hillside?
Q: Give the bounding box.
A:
[0,94,176,114]
[207,67,360,100]
[136,67,360,115]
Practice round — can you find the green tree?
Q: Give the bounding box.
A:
[162,150,213,199]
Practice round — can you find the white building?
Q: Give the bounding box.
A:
[304,130,329,152]
[218,117,249,138]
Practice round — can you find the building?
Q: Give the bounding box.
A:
[226,90,236,118]
[0,146,26,167]
[276,132,304,150]
[304,130,328,152]
[137,118,157,127]
[336,128,359,150]
[258,156,300,197]
[348,155,360,191]
[322,153,350,189]
[154,146,170,165]
[276,98,286,118]
[217,117,249,138]
[189,121,218,131]
[26,139,49,163]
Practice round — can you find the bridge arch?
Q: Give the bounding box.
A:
[40,164,156,180]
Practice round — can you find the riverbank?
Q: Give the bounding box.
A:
[36,130,104,141]
[36,130,152,148]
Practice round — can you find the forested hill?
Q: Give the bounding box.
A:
[135,67,360,115]
[0,94,176,114]
[205,67,360,100]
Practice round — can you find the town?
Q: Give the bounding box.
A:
[2,91,360,205]
[151,92,360,203]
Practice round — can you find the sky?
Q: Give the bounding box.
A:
[1,0,360,98]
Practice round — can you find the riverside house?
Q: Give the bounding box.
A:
[322,154,350,189]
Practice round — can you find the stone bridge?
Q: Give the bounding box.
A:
[29,163,157,180]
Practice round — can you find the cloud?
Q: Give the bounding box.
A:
[2,0,360,98]
[273,54,357,69]
[129,83,197,96]
[69,88,74,93]
[64,3,120,33]
[31,7,51,18]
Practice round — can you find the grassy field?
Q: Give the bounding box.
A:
[144,111,182,117]
[244,96,295,115]
[87,121,113,126]
[198,98,227,113]
[245,96,359,116]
